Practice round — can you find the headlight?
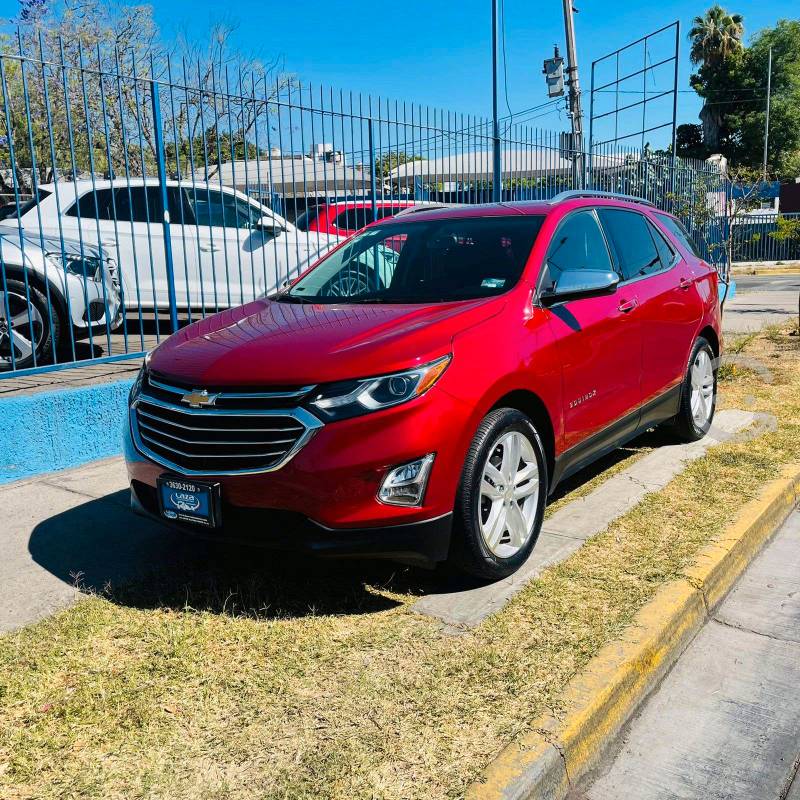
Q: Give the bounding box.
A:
[129,363,146,405]
[46,250,103,281]
[309,355,451,422]
[129,350,155,405]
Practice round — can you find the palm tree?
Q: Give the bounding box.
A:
[689,6,745,149]
[689,5,745,66]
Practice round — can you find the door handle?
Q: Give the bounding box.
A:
[618,298,637,314]
[199,245,220,253]
[679,277,692,291]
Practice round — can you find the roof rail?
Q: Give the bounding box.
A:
[549,190,656,208]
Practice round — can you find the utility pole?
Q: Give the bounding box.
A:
[491,0,502,202]
[762,46,772,182]
[562,0,584,186]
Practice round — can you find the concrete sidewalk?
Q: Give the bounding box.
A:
[586,509,800,800]
[0,458,185,632]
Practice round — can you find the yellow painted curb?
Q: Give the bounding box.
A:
[467,463,800,800]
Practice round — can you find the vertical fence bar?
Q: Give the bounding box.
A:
[150,76,179,334]
[367,117,377,223]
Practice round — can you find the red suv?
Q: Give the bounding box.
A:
[125,192,721,579]
[296,200,416,237]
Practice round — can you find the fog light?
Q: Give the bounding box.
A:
[378,454,435,507]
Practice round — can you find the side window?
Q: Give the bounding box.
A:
[112,186,162,224]
[168,187,196,226]
[655,214,703,259]
[66,188,115,220]
[334,207,368,231]
[648,220,677,270]
[188,190,257,229]
[376,206,403,221]
[598,209,661,281]
[544,210,612,287]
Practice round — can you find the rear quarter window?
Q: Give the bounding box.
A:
[655,214,703,259]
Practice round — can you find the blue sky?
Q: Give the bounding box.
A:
[2,0,797,147]
[152,0,797,147]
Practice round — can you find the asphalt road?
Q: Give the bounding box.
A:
[723,273,799,334]
[734,273,800,293]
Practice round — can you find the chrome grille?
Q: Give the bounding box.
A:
[131,379,323,476]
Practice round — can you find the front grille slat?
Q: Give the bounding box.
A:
[136,407,304,434]
[137,420,300,447]
[132,377,322,476]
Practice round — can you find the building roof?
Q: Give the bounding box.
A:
[212,157,372,197]
[388,149,629,183]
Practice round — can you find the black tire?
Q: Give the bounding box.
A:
[0,276,59,371]
[449,408,548,580]
[665,336,717,442]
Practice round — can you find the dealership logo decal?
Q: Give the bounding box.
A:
[169,492,201,512]
[181,389,219,408]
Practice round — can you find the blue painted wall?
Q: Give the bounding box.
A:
[0,379,135,484]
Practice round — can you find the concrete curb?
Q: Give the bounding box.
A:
[731,265,800,276]
[0,378,134,484]
[466,462,800,800]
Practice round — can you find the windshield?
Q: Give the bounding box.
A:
[284,215,545,304]
[0,188,52,221]
[293,204,322,232]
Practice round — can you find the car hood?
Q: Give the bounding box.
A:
[0,230,104,261]
[149,296,505,386]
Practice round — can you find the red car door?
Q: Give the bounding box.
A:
[542,209,642,454]
[598,209,704,413]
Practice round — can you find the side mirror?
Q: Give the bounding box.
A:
[256,216,286,236]
[540,269,619,306]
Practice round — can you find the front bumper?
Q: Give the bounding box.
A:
[124,383,473,564]
[130,479,452,566]
[66,269,123,332]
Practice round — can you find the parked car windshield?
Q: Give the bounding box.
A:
[283,215,545,304]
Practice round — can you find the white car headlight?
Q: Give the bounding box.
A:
[46,250,103,281]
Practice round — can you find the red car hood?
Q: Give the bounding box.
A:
[149,297,505,386]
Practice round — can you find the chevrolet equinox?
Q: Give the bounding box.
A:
[125,192,721,579]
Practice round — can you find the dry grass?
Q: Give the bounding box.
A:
[1,326,799,800]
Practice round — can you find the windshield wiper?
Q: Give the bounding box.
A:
[274,293,317,305]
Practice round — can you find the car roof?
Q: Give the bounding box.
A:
[376,196,669,225]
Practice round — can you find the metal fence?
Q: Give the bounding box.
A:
[729,213,800,263]
[0,29,730,377]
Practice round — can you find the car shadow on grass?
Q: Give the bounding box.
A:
[28,429,667,621]
[27,490,448,620]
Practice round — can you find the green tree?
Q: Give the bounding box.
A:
[686,10,800,178]
[0,3,291,195]
[688,5,746,151]
[689,5,744,65]
[735,20,800,178]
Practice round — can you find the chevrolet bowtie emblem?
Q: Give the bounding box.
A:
[181,389,219,408]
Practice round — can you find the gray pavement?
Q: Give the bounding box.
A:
[734,274,800,294]
[585,508,800,800]
[723,273,799,334]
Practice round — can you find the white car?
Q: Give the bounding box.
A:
[0,228,122,370]
[2,179,338,312]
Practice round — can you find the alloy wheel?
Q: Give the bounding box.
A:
[0,289,45,368]
[478,430,540,558]
[690,348,714,427]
